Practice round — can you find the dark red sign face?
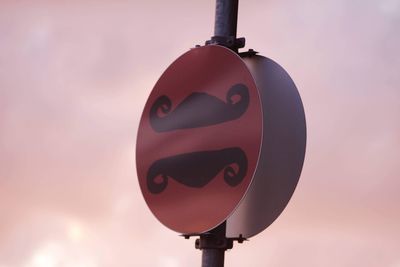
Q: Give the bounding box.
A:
[136,45,262,234]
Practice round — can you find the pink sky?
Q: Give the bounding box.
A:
[0,0,399,266]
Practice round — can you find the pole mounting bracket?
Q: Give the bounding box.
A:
[205,36,245,51]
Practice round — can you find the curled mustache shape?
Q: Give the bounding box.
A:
[149,84,249,132]
[147,147,248,194]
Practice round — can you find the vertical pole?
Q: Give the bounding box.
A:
[200,223,227,267]
[195,223,245,266]
[202,249,225,267]
[206,0,244,50]
[214,0,238,38]
[199,2,240,266]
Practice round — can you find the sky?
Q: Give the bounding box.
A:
[0,0,399,266]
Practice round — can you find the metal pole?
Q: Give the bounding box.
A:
[193,222,245,266]
[206,0,245,51]
[214,0,238,38]
[196,1,246,264]
[198,223,229,267]
[202,248,225,267]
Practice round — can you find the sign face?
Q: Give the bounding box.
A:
[136,45,262,234]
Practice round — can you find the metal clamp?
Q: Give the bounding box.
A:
[205,36,246,51]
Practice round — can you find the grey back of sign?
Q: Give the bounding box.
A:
[226,55,307,238]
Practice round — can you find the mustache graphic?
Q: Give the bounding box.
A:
[147,147,248,194]
[149,83,249,132]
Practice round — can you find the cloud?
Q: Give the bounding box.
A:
[0,1,399,266]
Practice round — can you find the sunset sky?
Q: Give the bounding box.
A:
[1,0,399,266]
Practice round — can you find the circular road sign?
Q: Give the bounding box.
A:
[136,45,263,234]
